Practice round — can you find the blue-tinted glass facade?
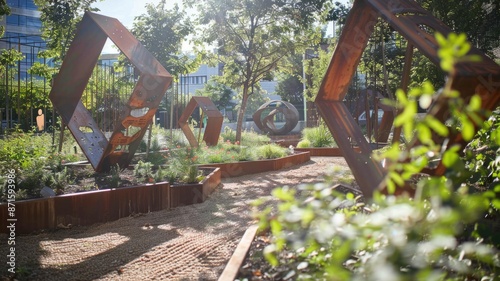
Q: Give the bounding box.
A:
[7,0,38,10]
[1,0,46,79]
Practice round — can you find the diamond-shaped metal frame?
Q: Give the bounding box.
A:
[49,12,173,172]
[315,0,500,197]
[178,96,223,147]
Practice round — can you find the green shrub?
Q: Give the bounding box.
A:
[221,126,270,147]
[296,139,311,148]
[0,133,80,199]
[301,124,336,147]
[237,146,256,161]
[256,144,288,159]
[133,161,154,183]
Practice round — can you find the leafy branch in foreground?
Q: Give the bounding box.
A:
[257,32,500,280]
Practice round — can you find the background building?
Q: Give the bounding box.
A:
[1,0,46,79]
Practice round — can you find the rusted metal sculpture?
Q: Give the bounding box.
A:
[315,0,500,197]
[178,96,223,147]
[253,100,299,135]
[49,12,173,172]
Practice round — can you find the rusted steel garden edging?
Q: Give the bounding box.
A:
[0,182,170,234]
[198,151,311,178]
[218,224,259,281]
[170,167,221,208]
[295,147,362,157]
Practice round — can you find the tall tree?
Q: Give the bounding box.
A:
[186,0,329,141]
[131,1,195,77]
[34,0,100,63]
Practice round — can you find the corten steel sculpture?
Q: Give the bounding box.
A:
[315,0,500,198]
[253,100,299,135]
[49,12,173,172]
[178,96,223,147]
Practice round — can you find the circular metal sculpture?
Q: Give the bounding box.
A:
[253,100,299,135]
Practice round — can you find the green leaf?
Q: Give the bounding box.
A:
[272,187,295,202]
[386,179,396,195]
[461,116,475,141]
[425,115,449,137]
[467,95,482,111]
[442,146,460,168]
[435,32,447,47]
[492,127,500,145]
[396,89,408,104]
[381,143,402,161]
[493,199,500,210]
[422,81,435,95]
[390,171,405,186]
[416,123,432,144]
[264,245,279,266]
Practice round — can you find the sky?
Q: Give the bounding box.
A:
[93,0,182,53]
[92,0,350,54]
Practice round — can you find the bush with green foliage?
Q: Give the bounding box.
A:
[256,143,288,160]
[299,123,336,148]
[0,133,79,199]
[258,33,500,280]
[221,126,270,147]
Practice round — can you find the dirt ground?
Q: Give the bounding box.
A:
[0,157,355,281]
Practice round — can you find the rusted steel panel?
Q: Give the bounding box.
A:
[178,96,223,147]
[200,167,221,200]
[0,198,55,234]
[49,14,108,124]
[316,101,385,196]
[315,0,500,197]
[170,184,204,208]
[366,0,500,78]
[198,151,311,179]
[316,0,378,102]
[0,183,171,234]
[49,12,173,172]
[67,102,107,168]
[376,112,394,142]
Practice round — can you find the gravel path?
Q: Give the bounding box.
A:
[1,157,354,281]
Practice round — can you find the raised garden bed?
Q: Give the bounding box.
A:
[0,167,221,234]
[199,151,310,178]
[0,151,309,234]
[295,147,362,157]
[170,167,221,208]
[0,181,170,234]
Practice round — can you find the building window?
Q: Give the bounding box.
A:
[180,75,208,85]
[7,0,38,10]
[6,15,42,29]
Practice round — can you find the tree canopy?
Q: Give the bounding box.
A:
[34,0,100,62]
[131,0,195,77]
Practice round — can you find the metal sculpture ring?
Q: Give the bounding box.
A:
[252,100,299,135]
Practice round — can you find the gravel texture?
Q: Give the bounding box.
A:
[0,157,354,281]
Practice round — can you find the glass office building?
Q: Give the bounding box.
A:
[1,0,46,79]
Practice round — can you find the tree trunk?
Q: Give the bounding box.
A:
[235,84,250,142]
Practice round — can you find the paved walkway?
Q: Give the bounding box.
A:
[0,157,353,281]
